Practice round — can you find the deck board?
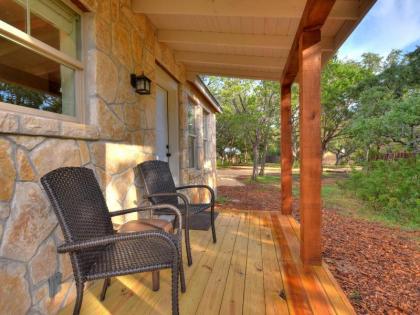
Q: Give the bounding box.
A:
[59,211,356,315]
[219,212,249,315]
[195,214,241,315]
[260,213,290,315]
[243,213,265,315]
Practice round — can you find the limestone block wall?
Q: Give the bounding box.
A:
[0,1,217,314]
[179,84,218,203]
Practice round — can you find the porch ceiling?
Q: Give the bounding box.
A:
[132,0,376,81]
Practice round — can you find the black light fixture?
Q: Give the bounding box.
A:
[130,72,151,95]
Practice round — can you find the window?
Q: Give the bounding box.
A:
[188,101,197,169]
[0,0,83,119]
[203,110,210,161]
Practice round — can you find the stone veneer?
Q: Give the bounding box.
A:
[0,1,217,314]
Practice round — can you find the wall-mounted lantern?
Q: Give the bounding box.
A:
[130,73,151,95]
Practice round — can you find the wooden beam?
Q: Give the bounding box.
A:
[281,84,293,215]
[133,0,306,18]
[298,29,322,266]
[333,0,376,50]
[177,51,286,69]
[186,67,280,81]
[330,0,359,21]
[160,30,335,52]
[132,0,358,19]
[159,30,293,49]
[281,0,337,85]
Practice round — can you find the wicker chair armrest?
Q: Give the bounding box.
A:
[176,185,215,205]
[108,205,154,217]
[57,230,177,253]
[145,192,190,221]
[111,203,182,235]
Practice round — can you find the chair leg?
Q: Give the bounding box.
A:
[211,205,217,243]
[172,261,179,315]
[184,223,192,266]
[152,271,160,291]
[100,278,110,301]
[73,281,84,315]
[179,251,186,293]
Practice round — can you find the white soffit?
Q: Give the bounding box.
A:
[132,0,376,81]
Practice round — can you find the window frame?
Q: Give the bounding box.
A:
[203,109,210,162]
[187,99,198,169]
[0,0,86,123]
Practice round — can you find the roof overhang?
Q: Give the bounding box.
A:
[187,73,222,113]
[132,0,376,82]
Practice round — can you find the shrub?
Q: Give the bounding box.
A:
[343,159,419,228]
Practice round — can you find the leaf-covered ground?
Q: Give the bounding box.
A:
[216,168,420,314]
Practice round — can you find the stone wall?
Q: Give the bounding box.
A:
[0,1,217,314]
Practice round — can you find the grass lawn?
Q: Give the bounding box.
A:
[253,170,418,231]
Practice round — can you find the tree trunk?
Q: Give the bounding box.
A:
[259,141,268,176]
[252,142,259,181]
[335,153,342,166]
[251,129,261,181]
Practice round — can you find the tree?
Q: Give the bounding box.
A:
[320,57,369,154]
[204,77,280,180]
[0,80,63,113]
[347,47,420,157]
[255,81,280,176]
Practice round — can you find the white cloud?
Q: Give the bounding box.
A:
[338,0,420,60]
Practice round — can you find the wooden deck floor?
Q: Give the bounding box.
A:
[60,211,355,315]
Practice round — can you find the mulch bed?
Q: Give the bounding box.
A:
[216,179,420,315]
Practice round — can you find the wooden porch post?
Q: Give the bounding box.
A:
[281,84,293,215]
[298,28,322,265]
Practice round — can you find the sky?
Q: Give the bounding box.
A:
[337,0,420,60]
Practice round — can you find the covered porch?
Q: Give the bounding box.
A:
[59,210,354,315]
[0,0,377,314]
[129,0,375,266]
[63,0,374,313]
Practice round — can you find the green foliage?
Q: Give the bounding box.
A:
[347,48,420,154]
[0,81,62,113]
[204,76,280,177]
[343,159,420,228]
[321,58,370,153]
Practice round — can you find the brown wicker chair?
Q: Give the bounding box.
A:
[41,167,184,315]
[135,160,217,266]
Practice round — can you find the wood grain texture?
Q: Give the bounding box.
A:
[281,84,293,215]
[243,213,265,315]
[298,28,322,265]
[59,211,355,315]
[281,0,336,84]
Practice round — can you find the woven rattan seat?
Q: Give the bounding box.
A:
[86,237,173,280]
[41,167,184,315]
[135,160,217,266]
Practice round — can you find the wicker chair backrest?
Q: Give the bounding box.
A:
[136,160,178,206]
[41,167,115,277]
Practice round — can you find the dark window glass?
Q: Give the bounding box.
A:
[0,36,76,116]
[188,103,197,168]
[188,135,196,168]
[203,111,209,160]
[188,104,195,134]
[0,0,27,32]
[30,0,81,59]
